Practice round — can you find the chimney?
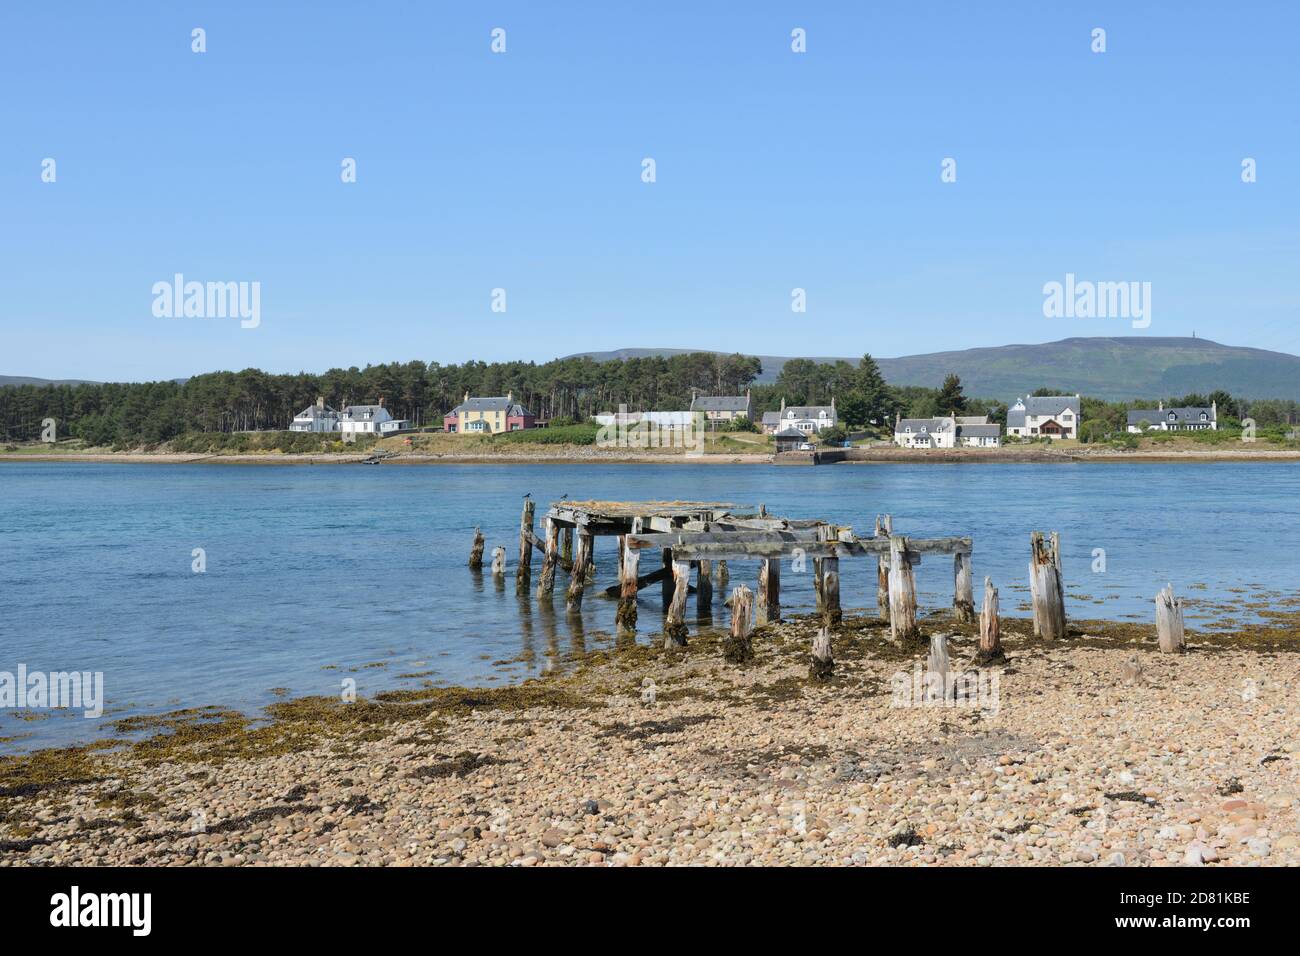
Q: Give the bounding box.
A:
[316,396,324,410]
[507,390,513,404]
[780,397,785,412]
[831,395,836,410]
[378,396,384,407]
[1158,400,1163,411]
[464,391,470,404]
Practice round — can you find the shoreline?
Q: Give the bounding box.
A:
[5,447,1300,465]
[3,610,1297,867]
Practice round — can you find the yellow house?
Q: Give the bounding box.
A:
[442,391,536,434]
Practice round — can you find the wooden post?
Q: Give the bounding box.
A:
[537,518,559,596]
[585,537,597,583]
[663,558,690,647]
[926,634,951,702]
[723,584,755,663]
[515,499,535,593]
[1155,583,1186,653]
[953,551,975,624]
[616,535,640,634]
[756,557,780,626]
[716,560,729,594]
[888,535,919,643]
[468,527,485,570]
[696,558,713,618]
[821,533,841,627]
[875,515,892,621]
[566,530,591,609]
[976,576,1003,663]
[1029,531,1066,640]
[561,526,573,565]
[490,546,506,576]
[660,547,674,607]
[809,626,833,681]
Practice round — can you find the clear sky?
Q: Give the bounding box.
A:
[2,1,1297,381]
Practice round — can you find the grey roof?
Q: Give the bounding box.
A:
[339,404,388,419]
[895,417,953,434]
[1006,407,1026,428]
[690,395,750,412]
[1127,406,1214,426]
[957,423,1001,438]
[780,405,834,419]
[294,403,338,419]
[773,427,807,439]
[761,411,780,425]
[448,396,533,417]
[1011,395,1080,417]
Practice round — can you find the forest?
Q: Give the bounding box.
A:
[0,351,1293,449]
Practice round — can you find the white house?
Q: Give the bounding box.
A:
[761,398,837,435]
[1006,394,1081,440]
[690,391,753,426]
[339,402,393,435]
[594,410,698,432]
[290,397,340,432]
[894,414,1001,448]
[1126,401,1217,433]
[379,418,413,435]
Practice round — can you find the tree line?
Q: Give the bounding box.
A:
[1,352,1293,448]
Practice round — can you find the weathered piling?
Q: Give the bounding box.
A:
[537,518,559,596]
[975,576,1004,663]
[723,584,755,663]
[585,538,597,583]
[566,530,591,609]
[1029,531,1066,640]
[490,546,506,575]
[953,552,975,624]
[516,499,535,592]
[660,548,674,607]
[875,515,892,621]
[821,550,841,627]
[1155,583,1186,653]
[663,559,691,647]
[696,558,713,618]
[468,527,485,570]
[717,560,729,594]
[926,634,952,701]
[888,535,919,643]
[809,626,834,681]
[616,535,639,634]
[756,558,781,626]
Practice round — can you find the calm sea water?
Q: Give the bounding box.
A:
[2,460,1297,750]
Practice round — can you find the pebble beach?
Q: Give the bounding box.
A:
[2,612,1297,867]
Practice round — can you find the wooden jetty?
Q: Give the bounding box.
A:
[490,498,978,648]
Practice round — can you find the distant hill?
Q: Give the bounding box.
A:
[565,337,1300,401]
[0,375,99,387]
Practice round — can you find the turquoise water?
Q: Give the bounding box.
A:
[2,460,1297,750]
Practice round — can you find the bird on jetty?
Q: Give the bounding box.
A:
[559,493,569,501]
[522,492,531,499]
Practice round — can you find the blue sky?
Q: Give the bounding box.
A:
[2,1,1297,381]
